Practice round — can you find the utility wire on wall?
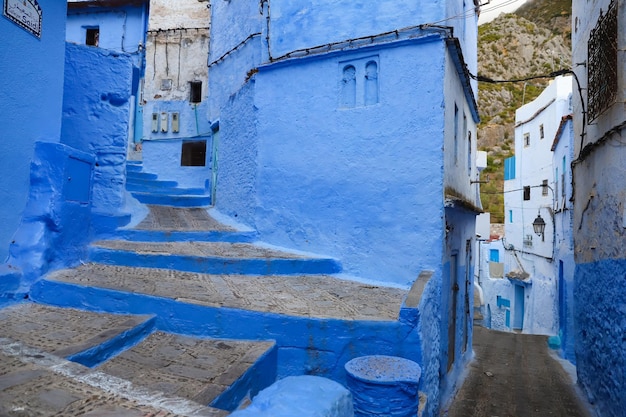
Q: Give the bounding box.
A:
[469,68,587,164]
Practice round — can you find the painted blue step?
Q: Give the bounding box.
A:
[113,229,257,243]
[125,164,143,172]
[88,241,342,276]
[131,192,212,207]
[126,171,158,180]
[125,182,206,196]
[126,160,142,165]
[126,177,179,188]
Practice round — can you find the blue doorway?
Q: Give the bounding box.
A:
[513,285,524,330]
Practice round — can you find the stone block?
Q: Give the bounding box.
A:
[229,375,353,417]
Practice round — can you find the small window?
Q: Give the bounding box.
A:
[364,61,378,106]
[189,81,202,103]
[181,140,206,166]
[523,186,530,201]
[539,124,544,140]
[523,133,530,147]
[341,65,356,108]
[509,210,513,223]
[542,180,548,196]
[86,27,100,47]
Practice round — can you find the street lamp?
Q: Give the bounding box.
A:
[532,213,546,241]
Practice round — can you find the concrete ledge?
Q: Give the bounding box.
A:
[229,375,353,417]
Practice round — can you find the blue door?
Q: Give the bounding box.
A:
[513,285,524,330]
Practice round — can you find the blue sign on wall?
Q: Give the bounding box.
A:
[3,0,42,38]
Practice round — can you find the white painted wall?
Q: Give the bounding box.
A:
[486,76,574,335]
[143,0,210,105]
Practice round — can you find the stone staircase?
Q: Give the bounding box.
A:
[126,160,212,207]
[0,162,422,416]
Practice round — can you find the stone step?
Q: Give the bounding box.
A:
[0,348,227,417]
[126,171,158,180]
[125,163,143,172]
[31,264,418,385]
[126,177,179,188]
[115,228,257,243]
[131,191,212,207]
[88,241,342,275]
[126,181,207,195]
[96,331,276,411]
[0,302,154,367]
[40,264,404,322]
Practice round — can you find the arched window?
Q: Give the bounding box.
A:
[341,65,356,108]
[364,61,378,105]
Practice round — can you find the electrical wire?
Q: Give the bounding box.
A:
[424,0,525,26]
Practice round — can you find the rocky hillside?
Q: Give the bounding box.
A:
[478,0,572,223]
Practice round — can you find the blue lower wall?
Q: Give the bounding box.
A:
[575,259,626,416]
[6,142,94,287]
[0,0,67,261]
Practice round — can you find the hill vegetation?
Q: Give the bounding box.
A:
[477,0,572,223]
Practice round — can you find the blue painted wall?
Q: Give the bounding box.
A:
[61,43,133,217]
[0,0,67,262]
[575,260,626,414]
[66,5,146,58]
[208,0,263,119]
[217,38,447,286]
[7,142,94,287]
[266,0,445,59]
[439,209,475,406]
[552,117,575,363]
[141,135,212,190]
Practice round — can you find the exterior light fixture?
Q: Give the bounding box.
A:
[532,213,546,240]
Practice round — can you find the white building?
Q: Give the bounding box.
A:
[483,76,572,334]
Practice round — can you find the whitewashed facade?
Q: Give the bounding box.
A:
[484,76,572,335]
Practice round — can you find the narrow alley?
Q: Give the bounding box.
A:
[443,326,593,417]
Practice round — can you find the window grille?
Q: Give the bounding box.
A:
[523,186,530,201]
[542,179,548,196]
[588,0,618,121]
[523,133,530,147]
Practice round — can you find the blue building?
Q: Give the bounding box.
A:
[571,0,626,414]
[0,0,75,287]
[2,1,483,414]
[66,0,149,152]
[207,0,482,409]
[551,113,575,362]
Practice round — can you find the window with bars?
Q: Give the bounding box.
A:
[587,0,618,122]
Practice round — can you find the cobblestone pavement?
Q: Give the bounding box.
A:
[47,264,406,321]
[443,326,594,417]
[0,303,151,357]
[0,304,230,416]
[98,332,274,405]
[134,206,237,232]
